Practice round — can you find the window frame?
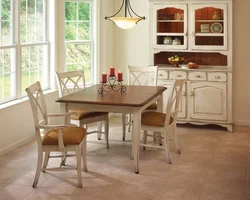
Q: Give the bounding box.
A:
[64,0,96,85]
[0,0,50,105]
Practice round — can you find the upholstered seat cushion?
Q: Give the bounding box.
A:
[146,102,157,110]
[68,110,108,120]
[42,127,86,145]
[141,111,173,127]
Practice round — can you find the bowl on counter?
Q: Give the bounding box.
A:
[169,60,184,67]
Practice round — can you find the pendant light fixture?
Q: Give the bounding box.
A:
[105,0,145,30]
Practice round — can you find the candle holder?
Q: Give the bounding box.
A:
[98,75,126,94]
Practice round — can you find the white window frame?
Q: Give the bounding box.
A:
[0,0,50,105]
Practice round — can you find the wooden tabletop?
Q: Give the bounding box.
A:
[56,84,167,107]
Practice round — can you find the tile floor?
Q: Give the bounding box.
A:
[0,116,250,200]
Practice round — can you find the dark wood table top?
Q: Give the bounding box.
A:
[56,84,167,107]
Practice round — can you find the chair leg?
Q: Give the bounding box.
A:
[163,133,172,164]
[33,148,43,188]
[97,122,102,140]
[104,117,109,149]
[59,151,67,166]
[42,151,50,172]
[173,126,181,154]
[143,130,147,150]
[81,138,88,172]
[122,113,126,141]
[76,146,82,188]
[128,114,132,132]
[158,132,163,145]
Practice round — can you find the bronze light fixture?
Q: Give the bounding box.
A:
[105,0,145,29]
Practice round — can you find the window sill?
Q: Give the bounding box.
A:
[0,89,58,111]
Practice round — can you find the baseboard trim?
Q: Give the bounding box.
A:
[234,120,250,126]
[0,133,35,155]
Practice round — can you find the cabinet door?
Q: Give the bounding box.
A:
[191,4,228,50]
[158,80,186,119]
[190,82,227,121]
[153,4,188,50]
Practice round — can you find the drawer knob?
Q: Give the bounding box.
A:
[191,92,194,96]
[195,75,201,78]
[159,74,163,77]
[215,76,221,79]
[176,75,182,78]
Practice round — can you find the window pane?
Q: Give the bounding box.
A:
[66,43,91,64]
[78,2,90,20]
[21,45,48,94]
[1,0,11,20]
[65,2,77,21]
[65,22,77,41]
[20,0,45,43]
[65,43,92,82]
[1,0,12,45]
[0,48,16,103]
[78,22,90,40]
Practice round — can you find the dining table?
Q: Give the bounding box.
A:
[56,84,167,174]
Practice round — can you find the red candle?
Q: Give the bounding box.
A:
[118,71,123,81]
[110,67,115,76]
[102,72,107,83]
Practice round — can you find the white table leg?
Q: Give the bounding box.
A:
[157,94,163,112]
[132,108,141,174]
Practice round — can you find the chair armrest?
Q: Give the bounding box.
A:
[36,124,68,130]
[47,112,76,127]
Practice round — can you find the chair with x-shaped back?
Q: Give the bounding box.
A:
[26,81,87,188]
[56,70,109,148]
[122,65,158,141]
[140,78,185,164]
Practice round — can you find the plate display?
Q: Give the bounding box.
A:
[210,23,223,33]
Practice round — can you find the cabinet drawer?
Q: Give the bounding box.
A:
[158,70,168,79]
[169,71,187,80]
[208,72,227,82]
[188,72,207,81]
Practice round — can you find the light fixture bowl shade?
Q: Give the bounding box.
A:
[110,17,141,29]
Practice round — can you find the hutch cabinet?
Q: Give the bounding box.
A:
[149,0,233,132]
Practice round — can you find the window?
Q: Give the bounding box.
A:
[0,0,49,104]
[65,0,94,84]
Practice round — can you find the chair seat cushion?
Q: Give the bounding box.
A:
[146,102,157,110]
[42,127,86,145]
[141,111,173,127]
[69,110,108,120]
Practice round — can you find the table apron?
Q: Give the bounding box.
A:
[64,95,161,114]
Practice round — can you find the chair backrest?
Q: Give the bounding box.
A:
[26,81,48,142]
[55,70,85,97]
[128,65,158,86]
[165,79,185,127]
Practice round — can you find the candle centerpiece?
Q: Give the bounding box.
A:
[99,68,126,95]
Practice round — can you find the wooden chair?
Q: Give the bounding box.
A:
[26,81,87,188]
[140,78,185,164]
[55,70,109,148]
[122,65,158,140]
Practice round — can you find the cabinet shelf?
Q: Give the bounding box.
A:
[156,33,185,36]
[195,33,224,36]
[195,20,224,22]
[158,20,184,22]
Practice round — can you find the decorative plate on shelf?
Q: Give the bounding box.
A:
[210,23,223,33]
